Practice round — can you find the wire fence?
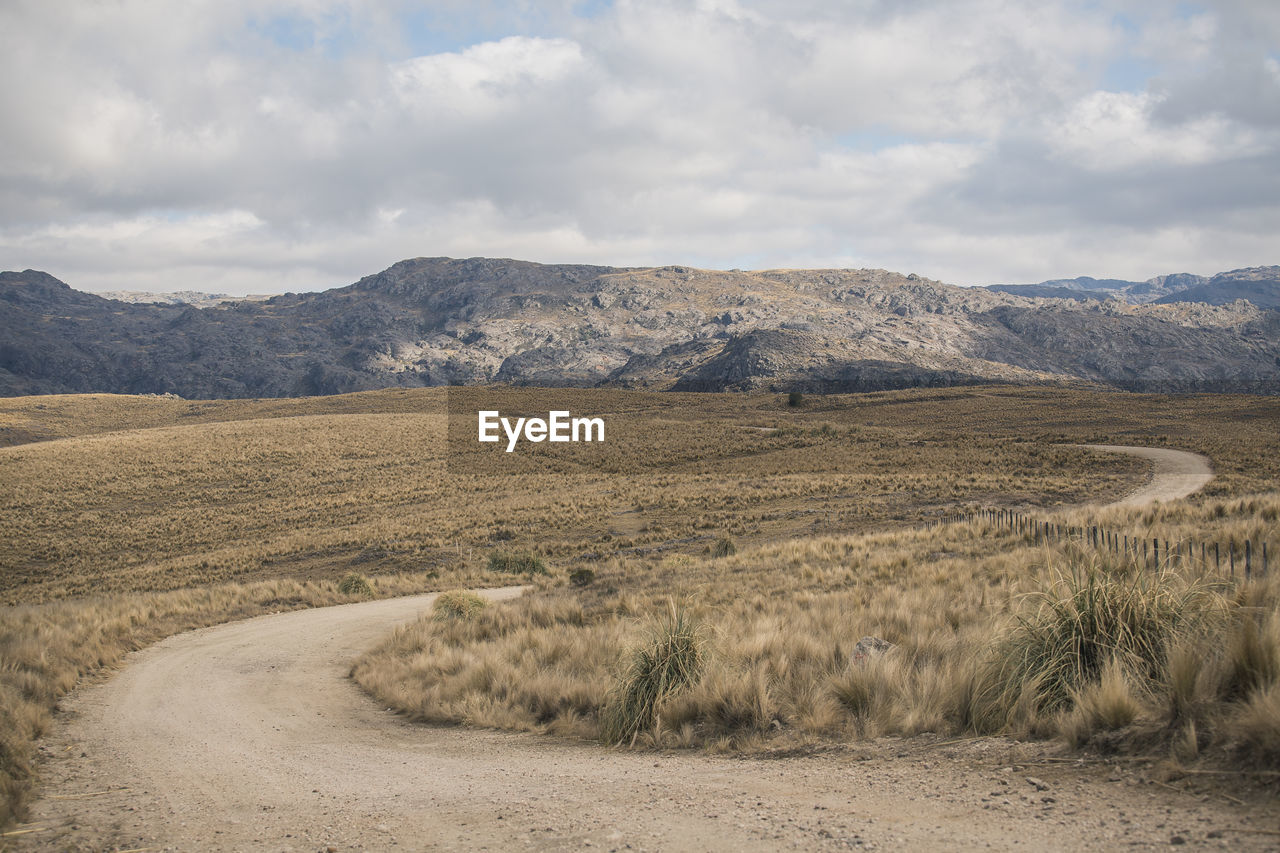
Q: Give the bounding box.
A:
[935,507,1270,581]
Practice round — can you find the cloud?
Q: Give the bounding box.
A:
[0,0,1277,293]
[1048,90,1265,170]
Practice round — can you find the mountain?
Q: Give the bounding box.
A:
[1152,267,1280,309]
[2,259,1278,398]
[987,266,1280,308]
[95,290,272,309]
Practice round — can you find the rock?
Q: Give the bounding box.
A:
[3,260,1278,398]
[1026,776,1049,792]
[851,636,895,665]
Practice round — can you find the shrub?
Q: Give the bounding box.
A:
[787,392,804,407]
[600,601,705,745]
[569,568,595,588]
[338,572,373,597]
[487,550,547,574]
[432,590,488,621]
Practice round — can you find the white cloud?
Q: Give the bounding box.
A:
[392,36,586,117]
[1049,90,1265,170]
[0,0,1278,294]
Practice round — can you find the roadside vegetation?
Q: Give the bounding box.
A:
[354,499,1280,765]
[2,385,1278,826]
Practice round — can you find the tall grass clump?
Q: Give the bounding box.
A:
[338,572,374,597]
[432,590,488,621]
[600,601,706,746]
[709,537,736,558]
[487,550,547,575]
[980,554,1216,728]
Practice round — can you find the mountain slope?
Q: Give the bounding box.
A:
[987,266,1280,307]
[2,259,1277,397]
[1152,267,1280,309]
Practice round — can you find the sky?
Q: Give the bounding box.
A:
[1,0,1277,295]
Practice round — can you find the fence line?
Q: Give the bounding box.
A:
[931,507,1269,581]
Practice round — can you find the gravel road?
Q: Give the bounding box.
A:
[1078,445,1214,507]
[21,446,1270,852]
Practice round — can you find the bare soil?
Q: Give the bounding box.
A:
[15,447,1279,851]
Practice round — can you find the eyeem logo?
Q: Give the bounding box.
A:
[478,410,605,452]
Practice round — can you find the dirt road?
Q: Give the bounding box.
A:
[22,447,1269,851]
[1078,445,1214,507]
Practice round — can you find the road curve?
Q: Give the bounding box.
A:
[1078,444,1214,507]
[22,449,1255,852]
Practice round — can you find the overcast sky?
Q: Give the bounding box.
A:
[1,0,1277,294]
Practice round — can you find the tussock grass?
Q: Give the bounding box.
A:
[983,555,1217,716]
[600,601,706,745]
[487,551,548,575]
[433,590,488,621]
[357,508,1280,765]
[338,572,374,597]
[709,536,736,558]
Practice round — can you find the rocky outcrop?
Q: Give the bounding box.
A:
[2,259,1278,398]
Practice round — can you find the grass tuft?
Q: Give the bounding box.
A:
[487,550,548,575]
[600,601,705,746]
[709,537,736,559]
[338,572,374,597]
[432,590,488,621]
[984,556,1212,718]
[1061,658,1146,748]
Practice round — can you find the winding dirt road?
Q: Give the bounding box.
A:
[1078,445,1215,507]
[23,446,1272,852]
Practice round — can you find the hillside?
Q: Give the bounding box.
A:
[988,266,1280,308]
[2,259,1278,397]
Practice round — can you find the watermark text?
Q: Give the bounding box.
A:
[478,410,605,452]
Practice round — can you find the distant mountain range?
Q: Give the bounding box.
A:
[95,290,273,309]
[2,259,1278,397]
[986,266,1280,309]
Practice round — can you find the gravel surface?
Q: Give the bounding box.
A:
[1077,445,1214,507]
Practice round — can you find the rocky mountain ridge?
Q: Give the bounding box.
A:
[2,258,1277,397]
[95,290,273,309]
[987,266,1280,308]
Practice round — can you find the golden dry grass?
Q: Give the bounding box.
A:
[5,385,1276,604]
[355,507,1280,763]
[2,384,1278,827]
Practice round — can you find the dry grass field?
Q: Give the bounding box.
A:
[2,385,1278,826]
[5,386,1277,604]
